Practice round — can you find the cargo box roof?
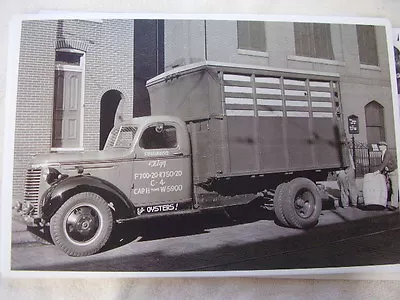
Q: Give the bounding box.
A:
[120,115,187,127]
[146,61,340,87]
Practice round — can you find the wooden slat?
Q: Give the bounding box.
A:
[309,85,336,93]
[224,80,253,87]
[310,96,333,102]
[257,105,283,112]
[283,84,307,91]
[311,106,333,113]
[256,94,283,100]
[225,92,254,99]
[225,103,254,110]
[285,106,310,112]
[254,82,281,90]
[284,95,308,101]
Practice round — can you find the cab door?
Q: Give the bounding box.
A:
[130,121,192,214]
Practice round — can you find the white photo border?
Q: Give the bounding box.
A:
[2,12,400,279]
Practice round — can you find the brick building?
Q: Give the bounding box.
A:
[14,18,166,202]
[14,19,156,202]
[164,20,396,148]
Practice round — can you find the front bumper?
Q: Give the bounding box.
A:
[14,201,41,227]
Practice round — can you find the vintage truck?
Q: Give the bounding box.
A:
[17,61,349,256]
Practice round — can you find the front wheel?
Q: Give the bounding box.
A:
[50,192,113,257]
[282,178,322,229]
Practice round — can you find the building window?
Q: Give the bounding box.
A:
[357,25,379,66]
[237,21,266,52]
[294,23,334,60]
[52,49,85,149]
[365,101,385,144]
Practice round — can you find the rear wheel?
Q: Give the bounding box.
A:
[50,192,113,257]
[282,178,322,229]
[273,183,290,227]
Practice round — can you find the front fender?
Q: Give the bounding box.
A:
[41,175,136,221]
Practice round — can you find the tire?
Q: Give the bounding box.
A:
[27,226,53,245]
[273,183,290,227]
[282,178,322,229]
[50,192,113,257]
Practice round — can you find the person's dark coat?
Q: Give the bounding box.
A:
[377,150,397,173]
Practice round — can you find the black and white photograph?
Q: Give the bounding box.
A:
[3,14,400,275]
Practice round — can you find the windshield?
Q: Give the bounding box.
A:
[104,125,137,150]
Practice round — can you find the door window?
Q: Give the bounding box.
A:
[139,124,177,149]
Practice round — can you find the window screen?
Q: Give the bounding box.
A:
[139,125,177,149]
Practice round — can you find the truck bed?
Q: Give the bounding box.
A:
[147,61,349,186]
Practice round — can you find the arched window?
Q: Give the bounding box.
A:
[100,90,123,150]
[365,101,385,144]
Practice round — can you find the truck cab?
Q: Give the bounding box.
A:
[18,115,193,257]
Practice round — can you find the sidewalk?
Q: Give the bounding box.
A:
[11,212,39,245]
[320,178,364,191]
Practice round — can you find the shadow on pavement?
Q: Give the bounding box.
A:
[102,197,276,252]
[26,226,53,245]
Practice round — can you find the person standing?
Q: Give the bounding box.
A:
[375,141,398,211]
[337,146,358,207]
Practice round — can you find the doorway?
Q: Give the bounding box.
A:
[100,90,123,150]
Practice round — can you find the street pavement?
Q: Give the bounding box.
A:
[8,180,400,272]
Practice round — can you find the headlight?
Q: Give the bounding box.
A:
[43,167,61,185]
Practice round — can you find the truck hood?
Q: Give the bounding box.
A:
[31,150,129,167]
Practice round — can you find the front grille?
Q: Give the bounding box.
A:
[24,168,41,217]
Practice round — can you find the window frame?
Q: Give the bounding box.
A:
[237,21,267,54]
[104,125,138,150]
[365,101,385,145]
[294,23,335,61]
[138,123,179,150]
[356,25,379,67]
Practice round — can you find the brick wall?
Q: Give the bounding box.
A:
[83,19,134,150]
[13,19,135,203]
[13,20,57,202]
[164,21,395,148]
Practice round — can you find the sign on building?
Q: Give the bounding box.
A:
[348,114,359,135]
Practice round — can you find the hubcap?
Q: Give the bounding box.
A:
[64,204,102,245]
[294,190,315,218]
